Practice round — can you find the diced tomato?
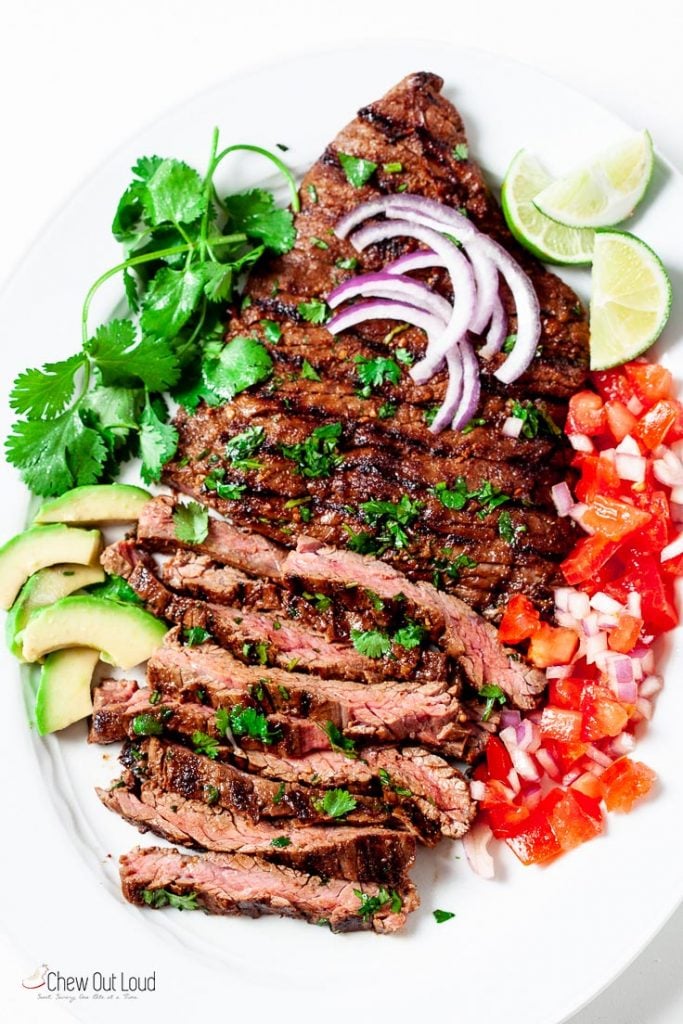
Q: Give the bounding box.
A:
[566,390,606,436]
[548,676,586,710]
[661,551,683,577]
[604,400,638,443]
[630,491,670,554]
[580,689,629,741]
[486,801,532,839]
[582,494,652,542]
[505,793,563,865]
[599,758,657,812]
[607,613,643,653]
[664,400,683,442]
[571,772,603,801]
[542,738,589,774]
[635,400,678,450]
[547,789,604,852]
[561,534,619,586]
[528,623,579,668]
[485,735,513,782]
[498,594,541,644]
[573,453,621,503]
[624,361,673,406]
[591,369,635,405]
[540,706,583,744]
[607,553,679,633]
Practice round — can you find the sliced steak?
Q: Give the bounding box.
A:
[163,73,588,618]
[120,845,417,933]
[100,781,415,885]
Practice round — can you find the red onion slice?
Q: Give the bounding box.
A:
[327,271,452,321]
[478,296,508,359]
[429,347,464,434]
[326,299,446,339]
[462,822,495,880]
[335,194,475,244]
[349,219,476,380]
[451,338,481,430]
[384,249,444,274]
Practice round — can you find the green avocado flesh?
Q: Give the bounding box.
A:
[0,525,102,611]
[21,595,167,669]
[34,484,152,525]
[34,647,100,735]
[6,563,105,659]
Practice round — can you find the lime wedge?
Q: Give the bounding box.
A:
[533,131,654,228]
[589,231,671,370]
[501,150,594,264]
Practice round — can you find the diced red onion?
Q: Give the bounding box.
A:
[615,678,638,703]
[551,481,574,516]
[515,719,541,753]
[626,592,642,617]
[546,663,573,679]
[327,271,453,321]
[523,784,542,809]
[554,610,580,630]
[503,416,524,439]
[582,612,600,637]
[615,452,646,483]
[561,767,583,787]
[606,653,635,689]
[615,435,642,456]
[568,433,594,453]
[610,732,636,756]
[636,648,655,675]
[499,725,519,751]
[462,822,495,880]
[640,674,663,698]
[568,502,593,533]
[507,768,521,795]
[500,709,522,730]
[536,747,561,779]
[660,531,683,562]
[569,591,591,620]
[585,632,608,663]
[600,447,616,464]
[554,587,575,613]
[626,395,645,416]
[509,747,540,783]
[470,780,487,801]
[586,744,613,768]
[590,591,623,614]
[636,697,653,720]
[653,458,683,488]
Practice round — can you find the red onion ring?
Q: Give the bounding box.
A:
[327,271,452,321]
[326,299,447,339]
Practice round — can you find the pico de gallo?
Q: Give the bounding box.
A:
[466,357,678,873]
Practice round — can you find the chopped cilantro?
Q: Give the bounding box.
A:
[502,333,517,354]
[335,256,358,271]
[202,336,273,401]
[183,625,212,646]
[142,888,199,911]
[351,628,391,659]
[479,684,507,722]
[149,689,162,705]
[310,236,329,250]
[432,551,478,588]
[433,479,510,518]
[498,510,526,544]
[300,359,321,381]
[453,143,469,161]
[433,909,456,923]
[423,406,439,427]
[261,319,282,344]
[396,182,409,193]
[357,494,423,551]
[355,354,402,396]
[204,785,220,805]
[204,469,246,500]
[338,153,377,188]
[307,183,318,203]
[192,730,220,759]
[460,417,487,435]
[364,589,385,612]
[394,347,414,366]
[215,705,281,745]
[225,424,265,469]
[383,161,403,173]
[510,400,561,439]
[273,782,286,804]
[297,298,329,325]
[392,619,427,650]
[377,768,412,797]
[223,188,295,254]
[378,401,397,420]
[280,421,344,479]
[131,714,164,737]
[354,887,402,919]
[88,574,142,606]
[302,591,332,613]
[270,836,292,848]
[173,500,209,543]
[323,721,358,758]
[313,788,358,819]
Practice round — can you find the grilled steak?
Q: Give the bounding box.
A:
[100,781,415,884]
[162,72,588,619]
[120,846,418,932]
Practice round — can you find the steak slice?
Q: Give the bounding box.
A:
[120,846,418,933]
[100,781,415,885]
[163,72,588,618]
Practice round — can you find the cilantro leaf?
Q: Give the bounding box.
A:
[453,143,469,161]
[377,768,412,797]
[350,628,391,659]
[141,158,206,226]
[433,909,456,923]
[89,575,142,605]
[502,334,517,354]
[183,626,212,646]
[138,400,178,484]
[225,425,265,468]
[322,721,357,758]
[82,385,142,436]
[338,153,378,188]
[479,683,507,722]
[313,788,357,819]
[215,705,281,745]
[355,355,402,395]
[142,888,199,911]
[132,713,164,737]
[202,336,273,400]
[224,188,295,254]
[433,478,470,510]
[123,268,140,312]
[510,399,561,439]
[280,422,344,479]
[173,500,209,544]
[204,470,246,501]
[85,319,180,390]
[297,299,329,324]
[261,320,282,343]
[432,551,478,588]
[140,268,206,340]
[5,409,107,497]
[354,887,402,919]
[201,263,233,302]
[301,359,321,381]
[192,730,220,759]
[9,354,86,420]
[392,620,427,650]
[357,495,423,551]
[302,591,332,613]
[270,836,292,848]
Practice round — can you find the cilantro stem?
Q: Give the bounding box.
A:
[212,144,301,214]
[80,234,246,345]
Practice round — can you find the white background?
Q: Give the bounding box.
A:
[1,1,681,1021]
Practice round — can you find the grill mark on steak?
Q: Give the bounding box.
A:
[100,781,416,885]
[163,72,588,617]
[119,846,418,933]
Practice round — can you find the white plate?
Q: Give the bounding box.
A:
[1,40,682,1024]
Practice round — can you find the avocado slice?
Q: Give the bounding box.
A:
[6,563,106,659]
[21,595,167,668]
[0,525,102,611]
[34,484,152,525]
[34,647,100,735]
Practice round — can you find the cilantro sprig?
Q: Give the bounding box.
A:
[6,132,298,496]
